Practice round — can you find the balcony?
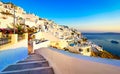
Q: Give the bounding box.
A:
[0,37,11,45]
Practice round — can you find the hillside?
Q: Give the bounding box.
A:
[0,1,78,36]
[0,1,119,60]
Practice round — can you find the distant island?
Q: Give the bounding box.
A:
[111,40,119,44]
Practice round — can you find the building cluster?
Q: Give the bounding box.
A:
[0,1,103,57]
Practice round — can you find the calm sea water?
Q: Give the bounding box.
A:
[83,34,120,56]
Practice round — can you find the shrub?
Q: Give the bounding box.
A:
[1,11,13,15]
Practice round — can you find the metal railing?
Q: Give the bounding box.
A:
[0,37,11,46]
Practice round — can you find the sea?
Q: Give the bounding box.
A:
[83,33,120,56]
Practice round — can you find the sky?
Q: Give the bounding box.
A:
[1,0,120,33]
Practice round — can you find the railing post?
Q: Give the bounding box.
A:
[28,40,34,54]
[11,34,18,44]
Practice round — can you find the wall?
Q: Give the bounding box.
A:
[34,32,44,40]
[33,41,50,50]
[80,46,91,56]
[0,40,28,71]
[33,32,59,41]
[36,47,120,74]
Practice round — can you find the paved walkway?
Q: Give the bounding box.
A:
[0,50,54,74]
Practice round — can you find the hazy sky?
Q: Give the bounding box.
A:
[2,0,120,32]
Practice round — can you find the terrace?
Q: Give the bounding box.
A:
[0,28,28,50]
[0,37,11,45]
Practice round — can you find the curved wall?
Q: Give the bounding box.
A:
[36,47,120,74]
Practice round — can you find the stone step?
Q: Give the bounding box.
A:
[26,55,45,60]
[0,67,54,74]
[17,57,46,63]
[2,61,49,71]
[25,57,46,61]
[17,60,45,64]
[28,53,44,58]
[26,57,45,60]
[34,50,42,55]
[26,54,45,60]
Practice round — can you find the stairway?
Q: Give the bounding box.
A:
[0,51,54,74]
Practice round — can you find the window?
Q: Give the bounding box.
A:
[79,48,82,52]
[87,48,89,52]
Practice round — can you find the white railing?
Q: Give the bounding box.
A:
[33,40,50,50]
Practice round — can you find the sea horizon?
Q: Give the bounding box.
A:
[83,33,120,56]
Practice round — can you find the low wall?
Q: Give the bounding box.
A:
[33,41,50,50]
[36,47,120,74]
[0,40,28,71]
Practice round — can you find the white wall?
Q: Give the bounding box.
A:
[34,32,44,40]
[36,47,120,74]
[33,41,50,50]
[0,39,28,50]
